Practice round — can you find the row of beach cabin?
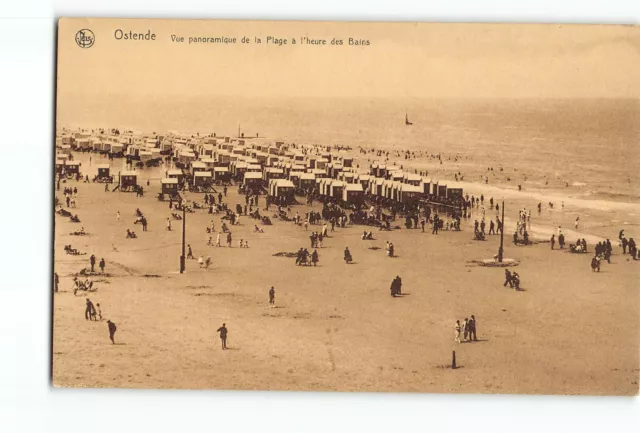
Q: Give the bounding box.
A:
[56,129,462,205]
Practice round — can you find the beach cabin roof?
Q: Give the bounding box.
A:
[191,161,206,169]
[244,172,262,179]
[194,171,212,178]
[167,169,183,176]
[96,164,110,169]
[300,173,316,180]
[345,184,364,192]
[401,184,422,193]
[65,161,81,166]
[213,167,229,172]
[274,179,295,188]
[121,170,138,177]
[161,178,178,184]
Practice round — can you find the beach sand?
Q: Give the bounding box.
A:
[52,151,639,395]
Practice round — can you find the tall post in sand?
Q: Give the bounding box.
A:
[180,205,186,273]
[452,351,457,369]
[498,200,505,262]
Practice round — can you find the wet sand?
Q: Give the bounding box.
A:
[52,152,639,395]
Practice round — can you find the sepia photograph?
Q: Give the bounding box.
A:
[53,18,639,395]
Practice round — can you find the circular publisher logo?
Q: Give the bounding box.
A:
[75,29,95,48]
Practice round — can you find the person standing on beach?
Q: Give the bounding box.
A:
[269,286,275,307]
[462,318,469,342]
[454,320,462,344]
[166,218,172,231]
[187,244,194,259]
[85,298,96,321]
[90,254,96,273]
[216,323,228,350]
[551,234,555,250]
[117,211,120,222]
[469,315,477,341]
[99,258,105,273]
[216,232,221,247]
[107,320,117,344]
[574,217,580,230]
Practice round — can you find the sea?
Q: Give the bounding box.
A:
[57,96,639,202]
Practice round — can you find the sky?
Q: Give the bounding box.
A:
[57,19,639,100]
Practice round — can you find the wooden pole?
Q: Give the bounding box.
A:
[180,205,186,273]
[498,200,505,262]
[452,351,457,369]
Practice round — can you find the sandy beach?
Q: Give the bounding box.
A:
[53,150,639,395]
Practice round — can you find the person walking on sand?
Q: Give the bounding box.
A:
[216,232,221,247]
[116,211,120,222]
[107,320,117,344]
[269,286,275,307]
[462,318,469,342]
[504,269,513,288]
[574,217,580,230]
[187,244,194,259]
[90,254,96,273]
[550,234,555,250]
[217,323,228,350]
[166,218,172,231]
[99,258,105,273]
[454,320,462,343]
[227,232,232,247]
[96,303,103,321]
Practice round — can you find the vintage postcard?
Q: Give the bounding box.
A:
[53,18,639,394]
